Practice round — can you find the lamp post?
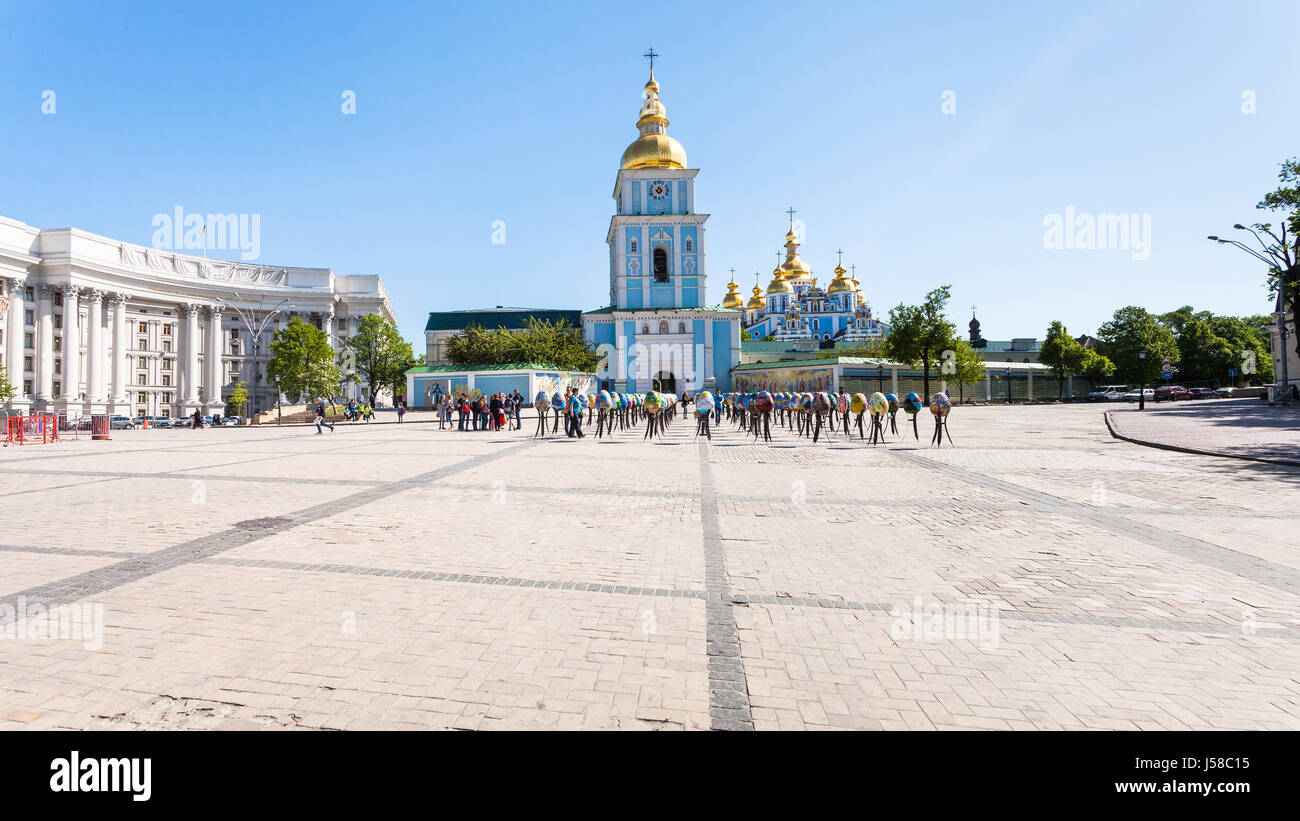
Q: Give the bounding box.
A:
[1138,350,1146,410]
[214,293,292,423]
[1209,231,1293,400]
[1005,368,1012,404]
[877,365,885,393]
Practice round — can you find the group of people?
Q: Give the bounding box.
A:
[440,389,526,433]
[343,400,376,423]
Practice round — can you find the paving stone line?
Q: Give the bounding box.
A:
[0,439,538,625]
[889,450,1300,598]
[698,442,754,731]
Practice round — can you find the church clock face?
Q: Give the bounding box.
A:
[648,180,670,200]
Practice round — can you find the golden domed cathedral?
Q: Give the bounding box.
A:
[581,52,743,395]
[742,215,888,343]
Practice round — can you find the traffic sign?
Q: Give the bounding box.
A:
[1229,368,1237,377]
[1161,371,1172,380]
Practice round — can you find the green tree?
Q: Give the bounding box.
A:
[1080,349,1116,384]
[0,361,13,403]
[446,318,599,372]
[344,314,419,406]
[881,285,956,400]
[1096,306,1179,384]
[740,327,752,341]
[1038,321,1100,398]
[225,381,248,418]
[1254,159,1300,367]
[1177,317,1234,383]
[266,316,337,404]
[939,336,986,403]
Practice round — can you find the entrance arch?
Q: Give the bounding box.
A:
[653,371,677,396]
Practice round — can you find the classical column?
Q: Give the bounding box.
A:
[110,293,129,408]
[35,285,55,403]
[206,306,224,410]
[985,369,993,402]
[86,290,104,405]
[183,303,201,407]
[1027,369,1034,402]
[61,285,80,404]
[4,277,26,405]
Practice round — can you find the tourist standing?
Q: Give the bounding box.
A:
[489,392,503,432]
[397,401,406,423]
[511,389,523,429]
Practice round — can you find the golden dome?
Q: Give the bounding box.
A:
[827,263,853,292]
[780,225,811,278]
[620,71,687,170]
[746,284,766,310]
[722,278,743,309]
[766,272,793,295]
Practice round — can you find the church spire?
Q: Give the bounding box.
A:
[620,49,686,169]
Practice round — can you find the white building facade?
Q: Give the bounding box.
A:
[0,216,393,418]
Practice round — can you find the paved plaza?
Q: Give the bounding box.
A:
[1,404,1298,731]
[1108,398,1300,466]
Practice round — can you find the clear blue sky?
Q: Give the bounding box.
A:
[2,0,1296,346]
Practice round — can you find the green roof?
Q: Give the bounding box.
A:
[425,308,581,332]
[406,362,587,375]
[733,357,907,371]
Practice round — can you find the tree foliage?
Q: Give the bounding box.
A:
[0,362,13,402]
[266,316,340,404]
[445,318,600,372]
[1154,307,1271,385]
[939,336,986,402]
[225,381,248,418]
[344,314,419,405]
[1037,321,1112,397]
[880,285,956,400]
[1096,306,1179,384]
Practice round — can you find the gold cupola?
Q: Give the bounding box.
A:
[722,276,743,309]
[765,260,792,295]
[779,225,812,280]
[746,283,767,310]
[620,71,688,170]
[827,261,853,293]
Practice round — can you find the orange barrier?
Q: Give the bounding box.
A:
[5,414,61,445]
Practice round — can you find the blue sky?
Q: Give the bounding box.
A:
[2,0,1297,346]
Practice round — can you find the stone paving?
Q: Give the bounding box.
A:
[1,404,1298,730]
[1107,397,1300,465]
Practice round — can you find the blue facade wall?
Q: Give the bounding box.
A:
[713,321,733,392]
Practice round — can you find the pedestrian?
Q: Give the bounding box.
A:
[511,389,523,429]
[457,394,468,431]
[397,401,406,424]
[563,387,574,437]
[489,392,503,432]
[192,408,203,430]
[314,398,335,434]
[567,386,585,438]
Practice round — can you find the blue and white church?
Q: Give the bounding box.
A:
[581,64,741,396]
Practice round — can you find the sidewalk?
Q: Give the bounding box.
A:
[1105,398,1300,466]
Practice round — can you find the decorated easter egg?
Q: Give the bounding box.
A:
[695,391,714,414]
[837,393,849,414]
[885,393,899,413]
[929,392,951,417]
[812,392,831,414]
[754,391,774,413]
[869,392,888,416]
[903,392,923,415]
[850,393,867,414]
[550,392,566,410]
[645,391,663,412]
[596,390,611,409]
[534,390,549,409]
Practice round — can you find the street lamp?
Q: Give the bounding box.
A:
[214,292,292,424]
[1005,368,1012,404]
[1208,231,1293,399]
[876,365,885,393]
[1138,350,1146,411]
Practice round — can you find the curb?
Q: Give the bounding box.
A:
[1103,410,1300,469]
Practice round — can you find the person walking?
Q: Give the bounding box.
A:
[567,387,585,438]
[314,399,335,434]
[511,389,523,429]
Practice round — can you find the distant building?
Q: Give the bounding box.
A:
[424,307,581,365]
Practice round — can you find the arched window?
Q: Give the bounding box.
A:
[653,248,669,281]
[642,323,649,335]
[812,319,819,331]
[629,238,638,253]
[684,238,693,252]
[659,319,669,334]
[678,322,686,334]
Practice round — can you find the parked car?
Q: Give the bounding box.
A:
[146,416,174,428]
[1087,385,1129,402]
[1154,385,1193,402]
[108,415,136,430]
[222,416,243,426]
[1122,388,1155,402]
[1189,387,1216,399]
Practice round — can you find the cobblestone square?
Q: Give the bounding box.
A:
[2,404,1298,730]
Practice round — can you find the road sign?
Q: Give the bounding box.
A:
[1161,371,1172,380]
[1161,357,1172,369]
[1229,368,1237,377]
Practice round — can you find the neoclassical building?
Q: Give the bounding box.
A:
[724,222,889,344]
[0,216,393,418]
[580,66,742,396]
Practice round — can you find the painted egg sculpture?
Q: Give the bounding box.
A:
[812,392,831,414]
[645,392,663,412]
[903,392,923,415]
[754,391,774,413]
[837,393,849,414]
[869,392,888,416]
[596,390,611,410]
[695,391,714,415]
[850,393,867,414]
[929,392,951,417]
[534,390,549,409]
[550,392,566,411]
[885,393,899,413]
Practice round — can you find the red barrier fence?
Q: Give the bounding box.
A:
[5,414,61,445]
